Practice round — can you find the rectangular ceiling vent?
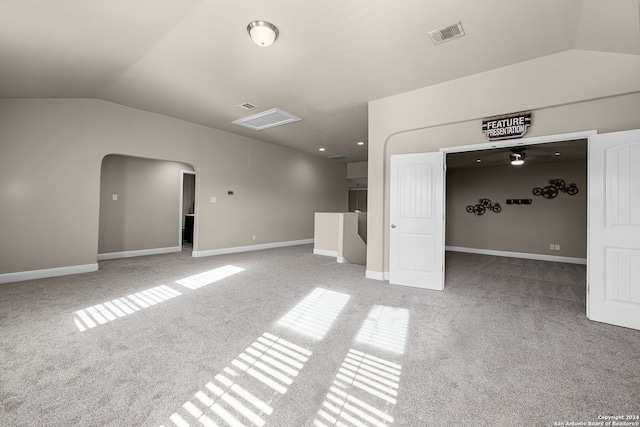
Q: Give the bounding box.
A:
[232,108,302,131]
[238,102,257,110]
[328,155,350,161]
[429,22,465,45]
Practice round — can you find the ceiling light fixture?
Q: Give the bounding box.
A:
[247,21,279,47]
[319,148,325,152]
[357,142,364,146]
[555,152,561,156]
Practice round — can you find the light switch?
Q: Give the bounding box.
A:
[211,196,216,203]
[112,194,118,201]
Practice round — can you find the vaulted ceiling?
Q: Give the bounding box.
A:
[1,0,639,162]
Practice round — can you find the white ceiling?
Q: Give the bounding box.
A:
[1,0,639,162]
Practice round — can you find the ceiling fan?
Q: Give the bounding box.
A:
[509,147,526,165]
[485,146,551,166]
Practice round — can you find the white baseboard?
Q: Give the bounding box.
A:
[445,246,587,265]
[314,249,338,257]
[98,246,181,261]
[193,239,314,258]
[0,263,99,285]
[366,270,389,281]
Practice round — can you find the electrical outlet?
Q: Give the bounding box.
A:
[253,235,256,240]
[550,244,555,250]
[211,196,216,203]
[112,194,118,201]
[554,244,560,251]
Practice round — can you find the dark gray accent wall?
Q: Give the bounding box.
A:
[446,159,587,258]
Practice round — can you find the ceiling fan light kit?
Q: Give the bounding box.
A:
[510,150,526,165]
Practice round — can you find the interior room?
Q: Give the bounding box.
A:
[445,139,588,264]
[1,1,639,426]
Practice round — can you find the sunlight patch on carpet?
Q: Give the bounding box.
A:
[74,265,244,332]
[276,287,350,340]
[354,305,409,354]
[165,332,312,427]
[175,265,245,290]
[73,285,182,331]
[314,349,402,427]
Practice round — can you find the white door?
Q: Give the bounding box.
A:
[389,152,445,290]
[588,129,640,330]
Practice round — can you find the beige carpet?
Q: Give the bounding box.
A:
[0,245,638,426]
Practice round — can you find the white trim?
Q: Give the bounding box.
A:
[440,130,598,154]
[98,246,181,261]
[313,248,338,257]
[366,270,388,281]
[445,246,587,265]
[337,257,347,264]
[0,263,98,285]
[193,239,314,258]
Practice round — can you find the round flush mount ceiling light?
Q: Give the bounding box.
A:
[247,21,279,47]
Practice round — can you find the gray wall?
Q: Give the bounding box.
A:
[0,99,347,275]
[446,160,587,258]
[99,155,194,254]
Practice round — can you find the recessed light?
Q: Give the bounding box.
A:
[319,148,325,152]
[555,152,561,156]
[357,141,365,146]
[476,159,481,163]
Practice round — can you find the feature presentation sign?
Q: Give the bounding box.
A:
[482,112,532,141]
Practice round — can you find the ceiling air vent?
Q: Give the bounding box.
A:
[328,155,350,161]
[238,102,257,110]
[429,22,465,45]
[232,108,302,131]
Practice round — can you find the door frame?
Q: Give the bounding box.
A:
[434,130,596,288]
[179,170,196,251]
[441,130,597,156]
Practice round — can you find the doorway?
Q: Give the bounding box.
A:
[180,171,196,251]
[98,155,195,260]
[388,130,594,290]
[389,129,640,331]
[444,138,588,264]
